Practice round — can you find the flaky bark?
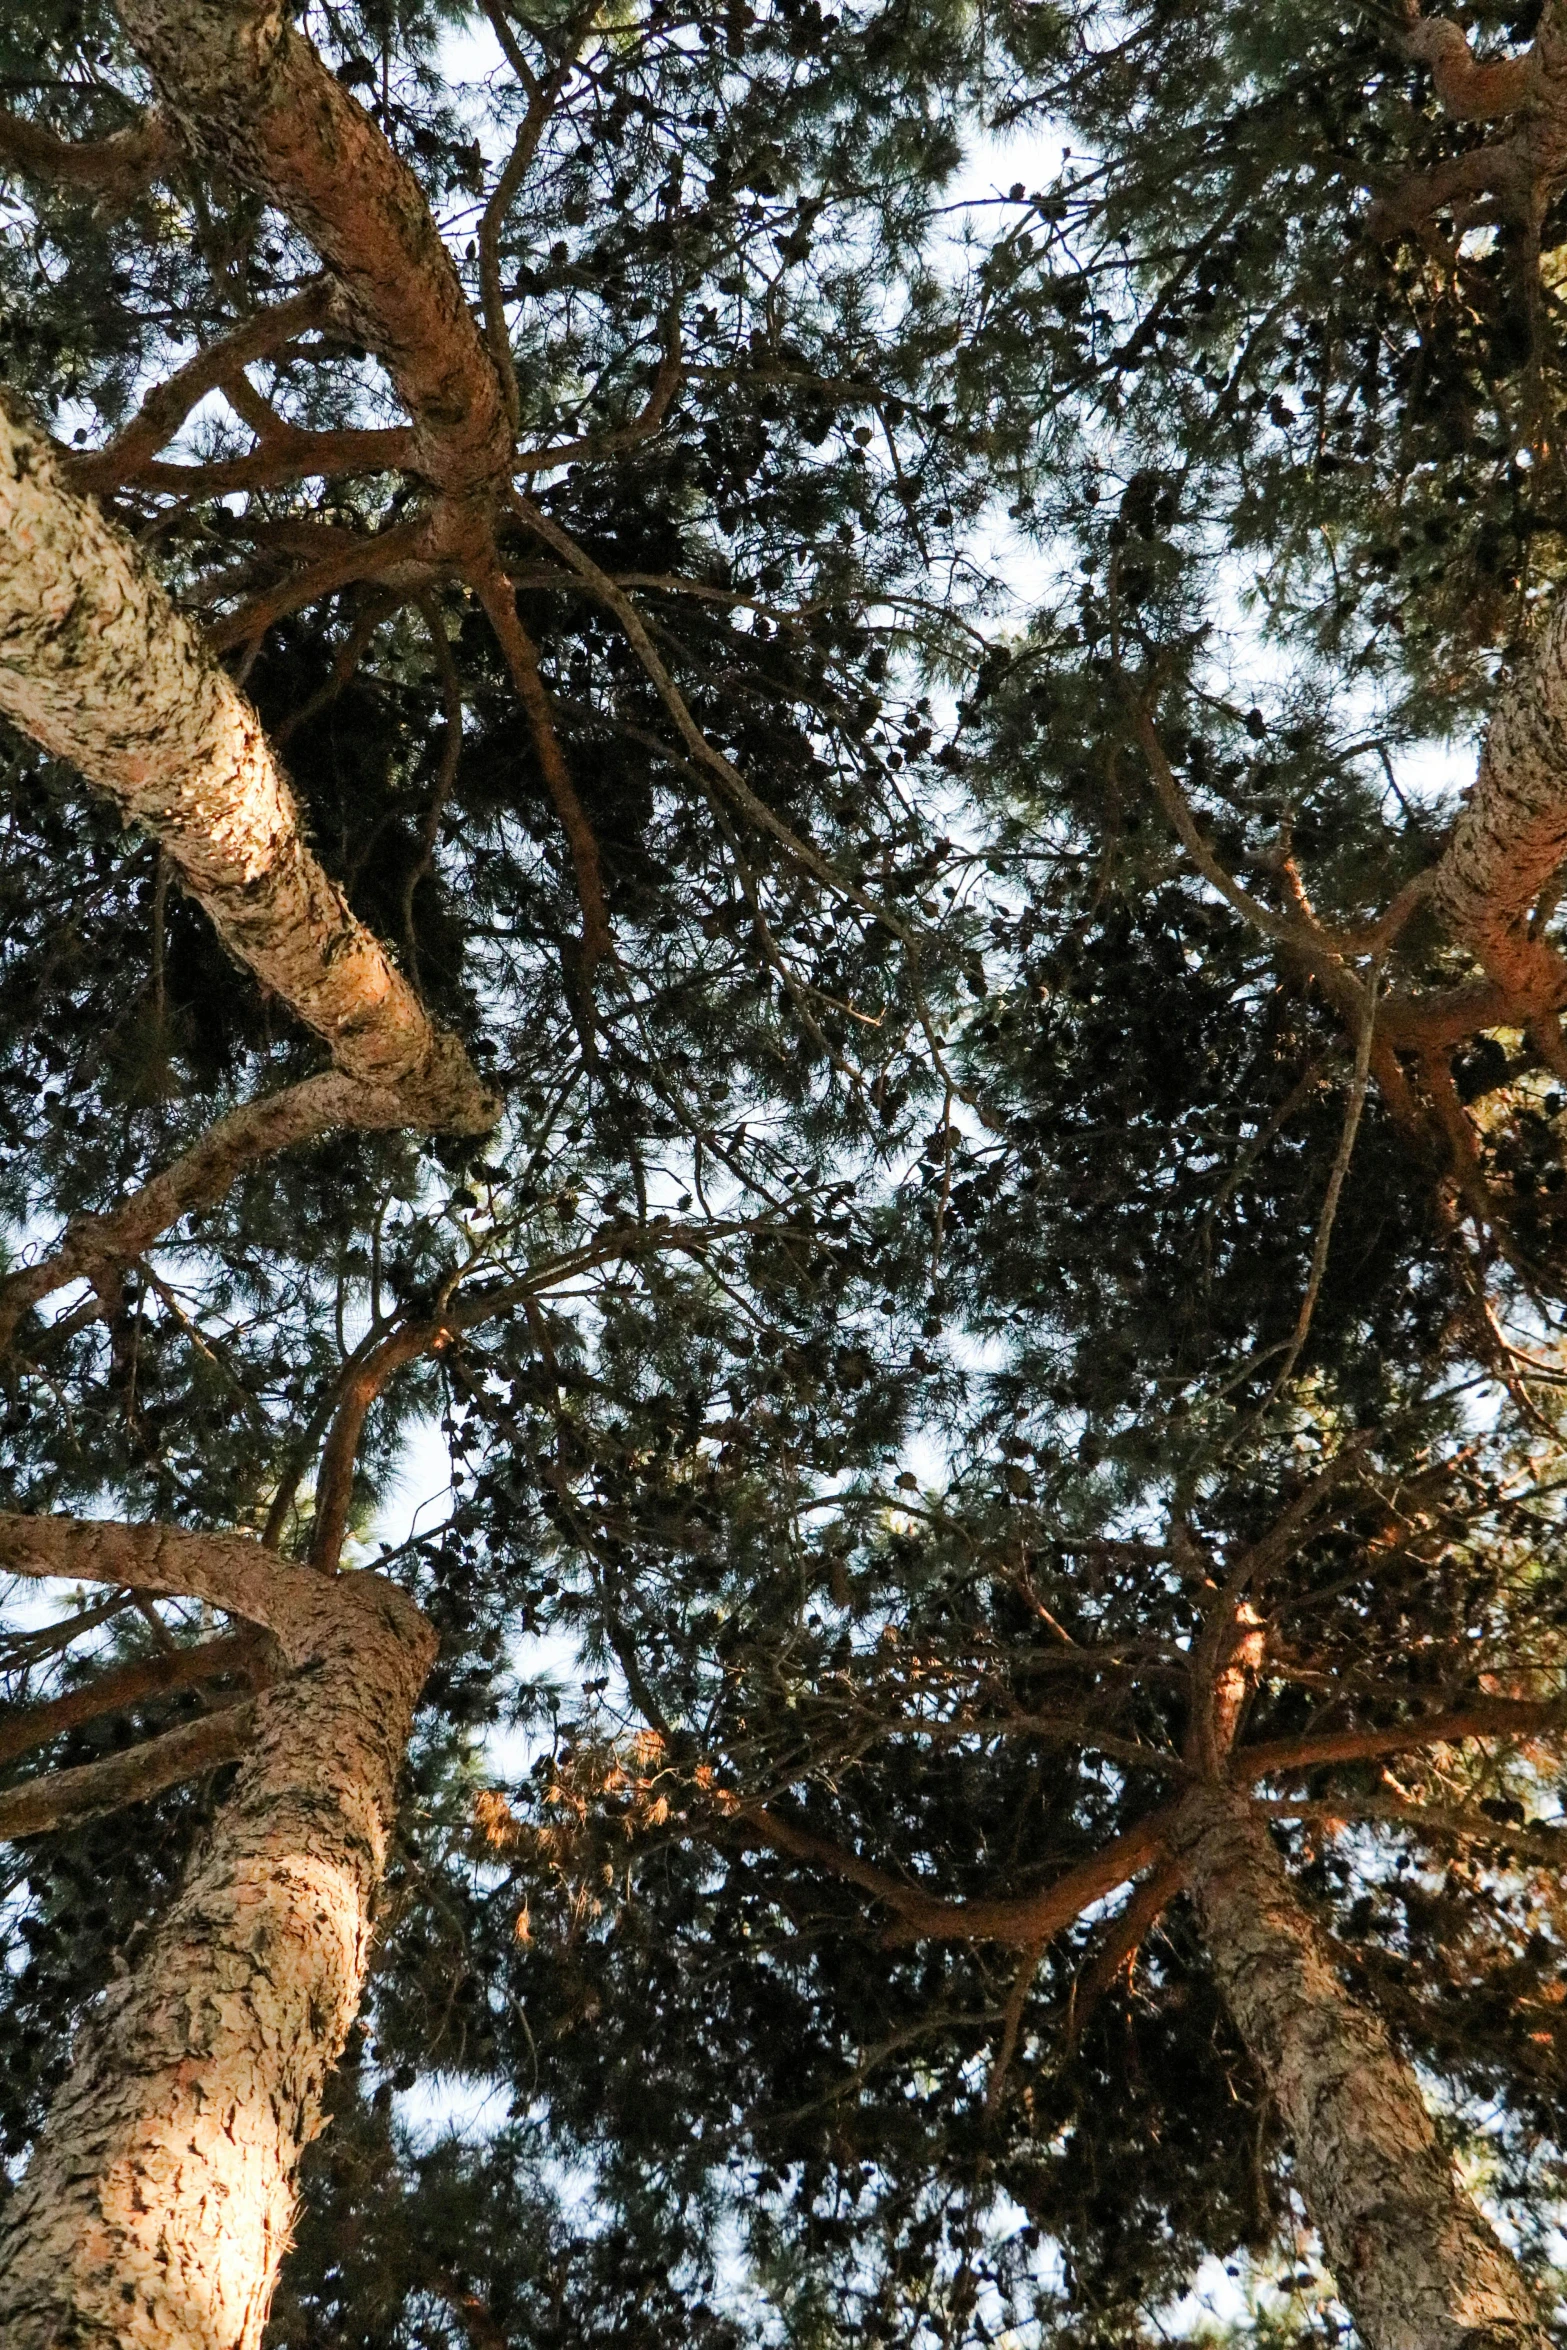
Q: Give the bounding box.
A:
[1176,1783,1548,2350]
[0,401,493,1132]
[0,1514,436,2350]
[1432,595,1567,1018]
[111,0,511,505]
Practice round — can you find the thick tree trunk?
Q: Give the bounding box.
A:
[1433,595,1567,1017]
[0,1516,436,2350]
[1175,1784,1548,2350]
[0,400,493,1134]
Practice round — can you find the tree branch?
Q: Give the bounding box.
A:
[1255,1789,1567,1868]
[115,0,511,501]
[472,556,613,975]
[512,316,683,477]
[0,1072,406,1355]
[63,284,335,488]
[479,61,572,436]
[742,1802,1173,1946]
[310,1320,447,1572]
[1070,1859,1185,2035]
[0,106,174,206]
[1239,1696,1567,1781]
[0,401,493,1133]
[82,427,419,502]
[0,1629,266,1769]
[206,513,434,654]
[0,1698,257,1841]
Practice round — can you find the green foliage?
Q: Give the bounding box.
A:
[12,0,1567,2339]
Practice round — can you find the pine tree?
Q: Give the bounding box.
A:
[0,0,999,2335]
[13,0,1567,2342]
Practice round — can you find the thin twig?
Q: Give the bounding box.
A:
[1237,960,1382,1438]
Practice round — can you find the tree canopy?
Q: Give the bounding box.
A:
[10,0,1567,2342]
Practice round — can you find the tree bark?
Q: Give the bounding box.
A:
[1433,595,1567,1017]
[0,400,493,1134]
[0,1514,436,2350]
[1175,1783,1548,2350]
[109,0,511,506]
[0,1696,258,1841]
[0,1625,262,1767]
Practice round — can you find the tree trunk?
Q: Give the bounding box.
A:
[1432,594,1567,1019]
[111,0,511,504]
[0,398,492,1135]
[1175,1783,1548,2350]
[0,1528,435,2350]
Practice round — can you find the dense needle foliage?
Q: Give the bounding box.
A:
[11,0,1567,2340]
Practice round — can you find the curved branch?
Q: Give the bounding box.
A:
[512,317,683,477]
[743,1801,1172,1946]
[0,1072,405,1354]
[65,283,334,488]
[310,1319,446,1572]
[0,1509,389,1654]
[0,401,493,1133]
[0,106,174,206]
[1402,13,1533,118]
